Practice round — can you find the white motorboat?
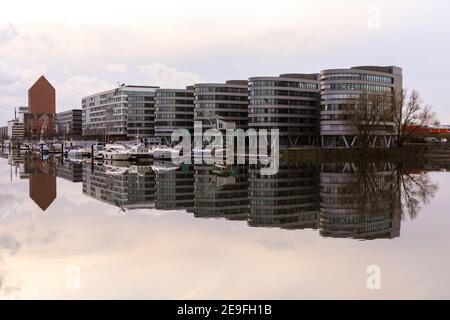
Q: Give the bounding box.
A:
[102,144,131,161]
[104,160,131,168]
[151,161,179,173]
[104,165,129,175]
[128,165,153,175]
[147,146,157,157]
[92,143,105,159]
[128,144,153,158]
[153,145,179,159]
[67,147,89,158]
[193,147,226,162]
[52,143,63,151]
[20,143,32,152]
[66,157,84,164]
[32,143,49,154]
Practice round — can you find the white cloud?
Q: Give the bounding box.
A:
[0,0,449,123]
[0,24,17,43]
[0,234,21,255]
[55,75,112,110]
[0,60,48,93]
[137,63,202,88]
[0,61,48,122]
[0,59,114,120]
[0,61,19,86]
[105,63,128,73]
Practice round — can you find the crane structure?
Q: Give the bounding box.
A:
[195,109,236,130]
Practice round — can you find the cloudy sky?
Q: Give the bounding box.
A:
[1,0,449,124]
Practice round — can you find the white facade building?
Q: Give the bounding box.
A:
[82,85,158,140]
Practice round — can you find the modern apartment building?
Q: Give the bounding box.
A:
[7,119,25,141]
[55,109,82,137]
[320,66,403,148]
[82,85,158,141]
[248,74,320,148]
[0,126,7,140]
[7,107,29,141]
[78,65,407,149]
[17,106,29,123]
[154,87,195,145]
[194,80,249,131]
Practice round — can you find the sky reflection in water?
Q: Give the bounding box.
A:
[0,153,449,299]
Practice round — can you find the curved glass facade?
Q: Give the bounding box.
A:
[320,66,403,148]
[194,81,249,131]
[248,74,320,148]
[154,87,194,145]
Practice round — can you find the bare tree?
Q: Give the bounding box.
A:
[350,93,393,149]
[392,89,437,147]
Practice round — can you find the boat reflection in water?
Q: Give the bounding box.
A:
[6,154,439,240]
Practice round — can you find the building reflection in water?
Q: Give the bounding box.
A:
[155,161,195,211]
[319,162,401,240]
[82,160,155,211]
[23,155,57,211]
[55,158,83,182]
[5,154,439,240]
[248,164,320,230]
[194,165,248,221]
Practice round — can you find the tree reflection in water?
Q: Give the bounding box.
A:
[396,164,438,220]
[3,154,441,240]
[320,160,438,238]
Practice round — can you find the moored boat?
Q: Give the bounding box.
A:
[153,145,178,159]
[151,161,179,172]
[102,144,131,161]
[128,144,153,159]
[67,147,90,158]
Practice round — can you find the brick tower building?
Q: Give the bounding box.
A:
[25,76,56,139]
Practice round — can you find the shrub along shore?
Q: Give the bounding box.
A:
[283,143,450,163]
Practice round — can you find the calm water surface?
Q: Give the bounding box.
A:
[1,152,449,299]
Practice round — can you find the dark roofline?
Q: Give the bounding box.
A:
[124,85,159,89]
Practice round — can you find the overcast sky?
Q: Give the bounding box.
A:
[1,0,449,124]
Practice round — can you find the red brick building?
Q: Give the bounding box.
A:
[25,76,56,139]
[28,76,55,114]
